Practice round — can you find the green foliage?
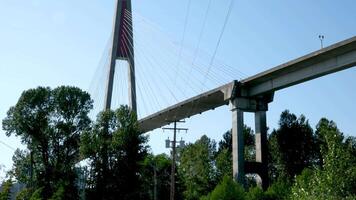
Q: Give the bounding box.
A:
[81,105,148,200]
[268,110,318,181]
[291,118,356,200]
[49,184,65,200]
[2,86,93,199]
[217,126,254,159]
[215,126,255,182]
[235,178,291,200]
[215,148,232,179]
[141,154,172,200]
[0,179,13,200]
[245,187,265,200]
[16,188,32,200]
[264,178,291,200]
[9,149,31,185]
[200,176,245,200]
[179,135,217,200]
[29,188,43,200]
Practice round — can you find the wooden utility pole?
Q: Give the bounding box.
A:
[163,121,187,200]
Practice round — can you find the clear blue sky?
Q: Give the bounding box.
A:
[0,0,355,178]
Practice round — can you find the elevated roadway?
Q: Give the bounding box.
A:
[139,36,356,133]
[139,36,356,132]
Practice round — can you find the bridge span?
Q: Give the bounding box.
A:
[138,36,356,189]
[139,36,356,132]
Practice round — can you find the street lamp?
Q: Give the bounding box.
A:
[319,35,325,48]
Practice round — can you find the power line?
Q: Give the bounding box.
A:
[173,0,193,91]
[202,0,235,91]
[0,140,16,151]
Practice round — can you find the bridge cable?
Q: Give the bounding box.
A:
[202,0,235,91]
[121,20,168,115]
[126,11,234,88]
[181,0,214,97]
[186,0,235,119]
[122,15,186,103]
[120,25,157,116]
[172,0,193,93]
[124,11,221,94]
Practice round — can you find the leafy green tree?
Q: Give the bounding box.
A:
[2,86,93,199]
[178,135,217,200]
[263,178,291,200]
[16,188,32,200]
[291,118,356,200]
[200,176,245,200]
[215,148,232,180]
[80,106,148,200]
[141,154,172,200]
[9,149,31,185]
[268,110,317,180]
[216,126,255,181]
[0,178,13,200]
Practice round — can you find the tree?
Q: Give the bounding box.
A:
[9,149,31,185]
[2,86,93,199]
[216,125,255,181]
[178,135,217,200]
[200,176,245,200]
[291,118,356,199]
[141,154,172,200]
[80,105,148,200]
[268,110,317,180]
[0,178,13,200]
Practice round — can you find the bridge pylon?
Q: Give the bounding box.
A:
[104,0,137,112]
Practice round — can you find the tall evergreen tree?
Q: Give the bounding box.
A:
[268,110,317,180]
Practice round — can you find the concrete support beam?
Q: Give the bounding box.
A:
[230,94,272,188]
[255,111,269,190]
[230,101,245,185]
[241,36,356,97]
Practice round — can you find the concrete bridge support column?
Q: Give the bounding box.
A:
[255,111,269,190]
[230,104,245,184]
[230,93,273,189]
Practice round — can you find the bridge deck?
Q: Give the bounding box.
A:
[241,36,356,96]
[139,82,236,132]
[139,36,356,133]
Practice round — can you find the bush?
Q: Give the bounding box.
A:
[200,176,245,200]
[264,178,291,200]
[245,187,265,200]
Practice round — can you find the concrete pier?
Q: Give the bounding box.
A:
[230,103,245,184]
[230,94,273,189]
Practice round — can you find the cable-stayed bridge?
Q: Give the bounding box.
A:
[88,0,356,189]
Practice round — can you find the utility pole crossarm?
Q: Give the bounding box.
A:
[163,128,189,131]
